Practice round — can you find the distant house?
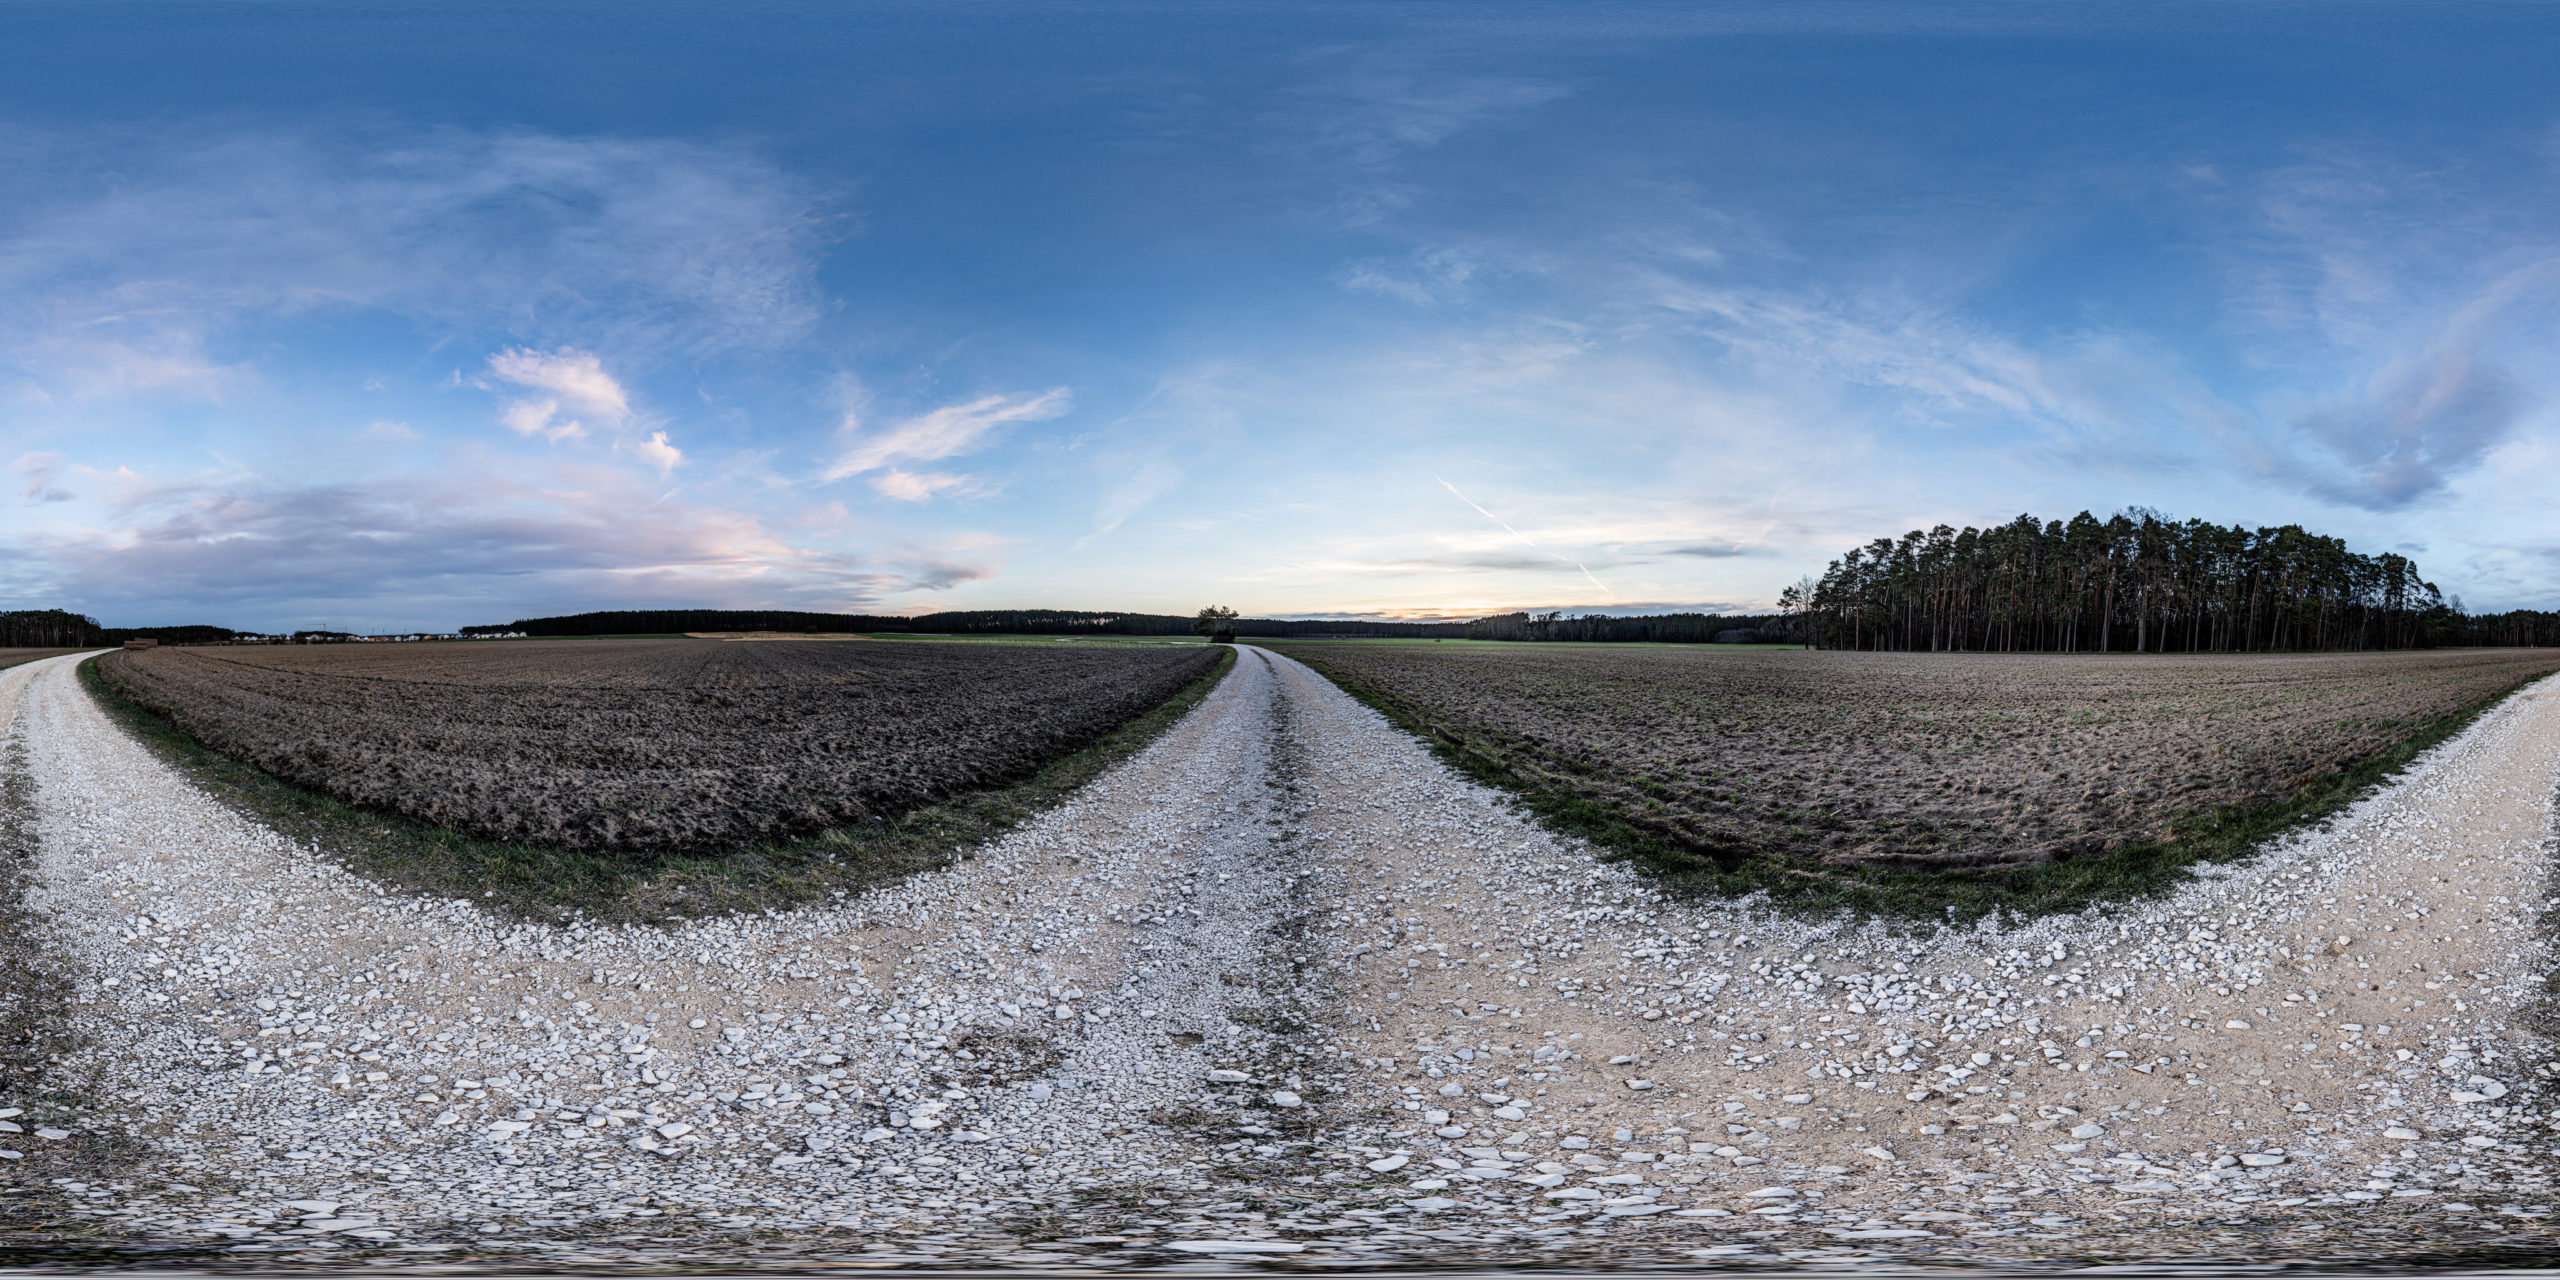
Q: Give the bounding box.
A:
[122,638,158,650]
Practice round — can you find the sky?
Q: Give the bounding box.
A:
[7,1,2560,631]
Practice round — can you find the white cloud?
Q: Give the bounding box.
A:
[499,399,582,441]
[361,420,418,442]
[489,347,632,421]
[870,469,982,502]
[633,430,684,476]
[487,346,636,444]
[823,387,1071,486]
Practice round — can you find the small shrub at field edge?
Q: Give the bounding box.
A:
[100,637,1221,856]
[1269,641,2560,913]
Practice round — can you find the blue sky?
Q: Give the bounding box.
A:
[6,2,2560,630]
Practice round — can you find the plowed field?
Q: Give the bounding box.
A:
[1268,641,2560,870]
[97,638,1221,855]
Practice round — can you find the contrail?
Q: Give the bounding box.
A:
[1435,476,1615,602]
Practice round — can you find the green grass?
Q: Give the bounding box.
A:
[1282,651,2542,925]
[81,645,1235,927]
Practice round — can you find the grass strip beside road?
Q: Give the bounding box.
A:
[81,645,1236,927]
[1281,648,2545,924]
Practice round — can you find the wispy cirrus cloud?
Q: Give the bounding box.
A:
[822,387,1071,499]
[2291,344,2530,510]
[870,469,988,503]
[1338,243,1493,306]
[11,452,71,503]
[1291,71,1568,169]
[0,126,831,407]
[2213,156,2560,510]
[1075,366,1249,548]
[1269,64,1569,226]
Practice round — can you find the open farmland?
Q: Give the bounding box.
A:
[1268,640,2560,878]
[97,637,1221,855]
[0,648,80,671]
[7,644,2560,1262]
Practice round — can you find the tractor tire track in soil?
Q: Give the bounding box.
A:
[1,646,2556,1269]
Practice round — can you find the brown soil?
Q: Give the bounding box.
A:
[1270,642,2560,870]
[97,638,1219,856]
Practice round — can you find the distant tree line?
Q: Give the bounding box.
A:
[0,611,331,646]
[462,608,1491,639]
[2465,610,2560,647]
[1804,510,2555,653]
[1229,617,1471,639]
[0,609,106,646]
[1456,611,1797,643]
[110,624,250,645]
[463,607,1818,643]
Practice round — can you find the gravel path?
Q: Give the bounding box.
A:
[1,645,2554,1268]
